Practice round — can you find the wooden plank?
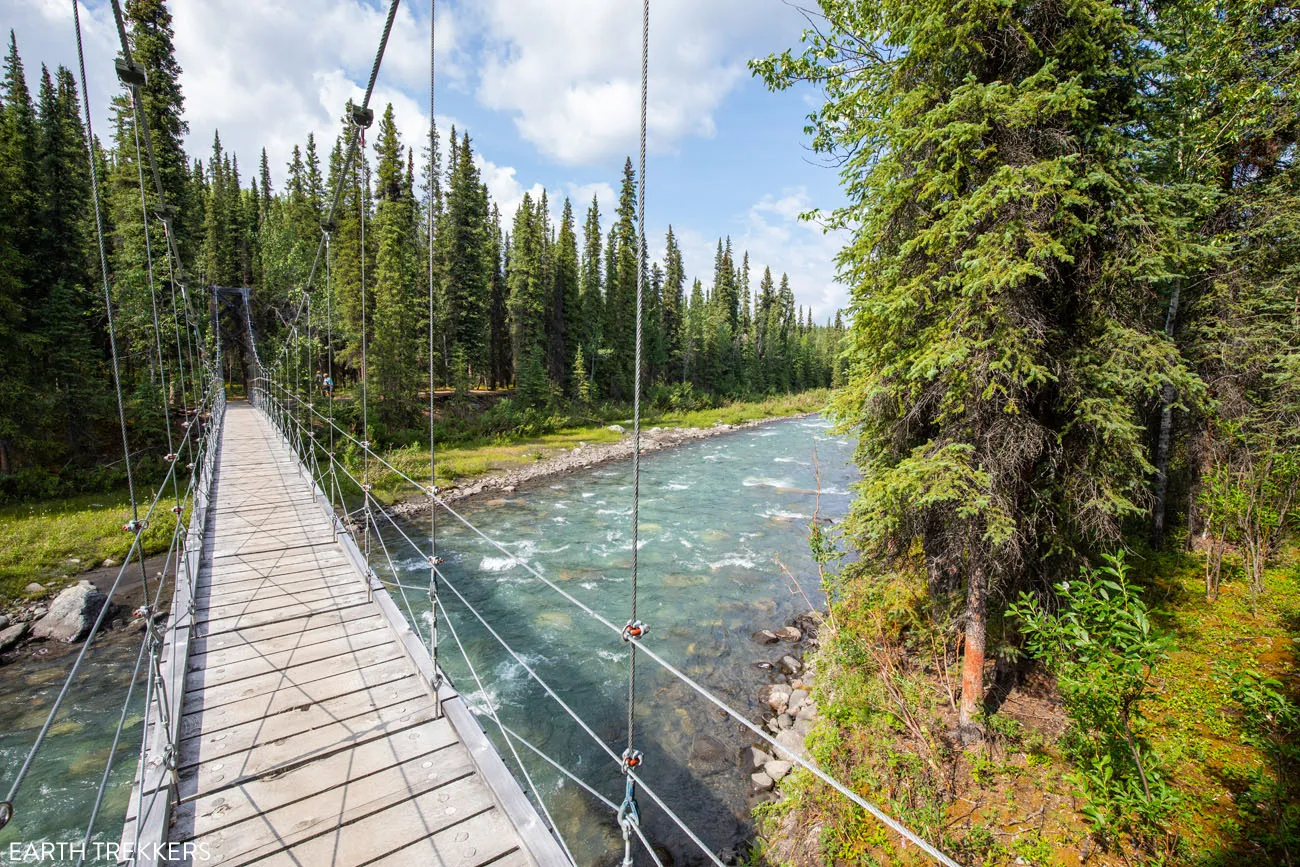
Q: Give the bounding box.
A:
[180,657,417,732]
[194,578,368,622]
[180,698,440,787]
[182,625,392,691]
[182,641,403,709]
[175,728,467,837]
[186,748,483,865]
[188,613,387,666]
[194,591,372,636]
[193,600,375,641]
[187,618,388,674]
[255,781,516,867]
[178,678,436,767]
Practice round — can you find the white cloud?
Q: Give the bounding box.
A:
[466,0,797,164]
[475,156,545,224]
[167,0,465,187]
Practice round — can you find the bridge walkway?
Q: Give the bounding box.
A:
[122,402,563,867]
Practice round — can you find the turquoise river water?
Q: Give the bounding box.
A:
[0,415,856,866]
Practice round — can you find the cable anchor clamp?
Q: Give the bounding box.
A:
[427,555,444,567]
[362,484,373,493]
[164,453,177,462]
[123,519,146,534]
[425,485,439,497]
[0,800,12,831]
[350,105,375,129]
[170,505,183,516]
[616,772,641,867]
[360,440,371,449]
[620,748,644,774]
[114,58,146,87]
[622,620,648,642]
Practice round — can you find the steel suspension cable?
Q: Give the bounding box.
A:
[71,0,138,527]
[620,3,651,861]
[427,0,442,709]
[360,154,372,571]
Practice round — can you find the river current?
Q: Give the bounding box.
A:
[0,415,856,866]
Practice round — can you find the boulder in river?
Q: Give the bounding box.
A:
[778,654,803,675]
[751,771,774,791]
[30,581,108,643]
[786,688,810,715]
[763,683,792,714]
[751,629,778,645]
[0,622,27,653]
[689,734,729,773]
[774,626,802,642]
[747,746,774,770]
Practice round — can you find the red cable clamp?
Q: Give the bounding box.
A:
[360,440,371,449]
[620,748,644,774]
[622,620,648,642]
[186,462,195,470]
[426,485,438,497]
[427,555,445,567]
[123,519,145,533]
[164,453,177,462]
[171,505,183,515]
[362,484,373,492]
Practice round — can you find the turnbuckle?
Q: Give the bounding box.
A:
[622,620,648,642]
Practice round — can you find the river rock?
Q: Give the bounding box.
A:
[775,729,807,760]
[796,703,818,721]
[775,713,794,730]
[24,583,44,595]
[774,626,802,642]
[764,760,793,781]
[786,688,810,715]
[751,629,778,645]
[0,615,9,630]
[750,771,774,791]
[0,622,27,653]
[763,683,792,714]
[778,654,803,675]
[689,734,729,773]
[793,719,815,739]
[607,424,625,434]
[31,582,107,643]
[747,746,774,770]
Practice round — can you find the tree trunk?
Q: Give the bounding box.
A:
[1152,278,1183,548]
[958,560,988,741]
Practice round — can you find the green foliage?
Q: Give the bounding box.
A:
[1009,552,1179,853]
[1225,668,1300,859]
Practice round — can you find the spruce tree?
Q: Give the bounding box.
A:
[756,0,1202,736]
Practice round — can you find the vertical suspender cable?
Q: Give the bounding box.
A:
[427,0,441,705]
[360,150,371,569]
[75,0,138,527]
[326,232,339,524]
[619,2,651,865]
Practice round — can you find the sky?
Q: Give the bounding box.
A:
[4,0,851,320]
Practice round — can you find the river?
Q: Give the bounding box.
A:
[0,415,856,866]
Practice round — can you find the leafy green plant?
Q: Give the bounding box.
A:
[1226,668,1300,861]
[1008,551,1179,856]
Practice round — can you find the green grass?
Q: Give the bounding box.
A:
[0,490,183,606]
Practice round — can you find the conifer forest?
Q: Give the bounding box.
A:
[0,2,841,502]
[0,0,1297,863]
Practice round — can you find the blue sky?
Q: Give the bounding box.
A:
[4,0,850,319]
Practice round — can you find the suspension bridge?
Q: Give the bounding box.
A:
[0,1,963,865]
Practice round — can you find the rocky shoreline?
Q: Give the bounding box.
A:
[745,611,823,807]
[390,412,818,517]
[0,555,166,665]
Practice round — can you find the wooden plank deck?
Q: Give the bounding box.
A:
[124,401,567,867]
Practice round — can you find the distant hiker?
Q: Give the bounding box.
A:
[322,374,333,397]
[314,370,324,392]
